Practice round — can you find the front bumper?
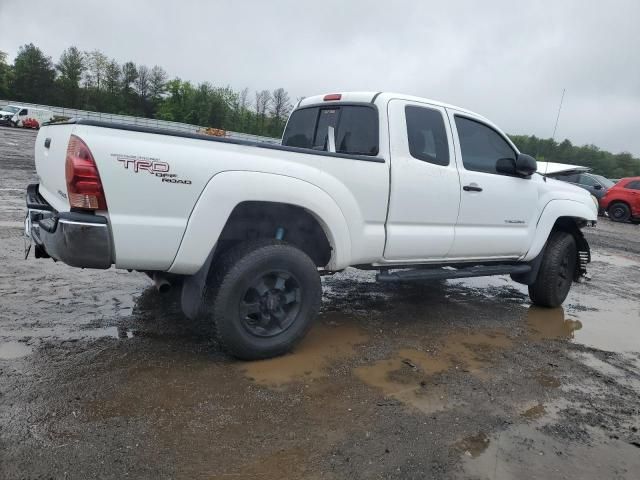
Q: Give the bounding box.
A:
[25,184,113,269]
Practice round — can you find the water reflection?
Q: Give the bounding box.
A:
[526,306,582,340]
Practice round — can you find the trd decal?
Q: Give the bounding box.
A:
[111,153,192,185]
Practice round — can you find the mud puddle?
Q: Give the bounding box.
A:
[355,330,512,413]
[525,297,640,353]
[0,340,32,359]
[459,423,640,479]
[521,403,546,419]
[241,314,369,386]
[455,432,491,458]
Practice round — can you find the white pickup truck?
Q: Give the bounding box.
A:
[25,92,597,359]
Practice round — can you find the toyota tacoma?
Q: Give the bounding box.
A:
[25,92,597,359]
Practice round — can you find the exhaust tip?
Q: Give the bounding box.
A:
[152,273,172,293]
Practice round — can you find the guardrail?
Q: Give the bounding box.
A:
[0,99,281,144]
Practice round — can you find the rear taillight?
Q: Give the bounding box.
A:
[65,135,107,210]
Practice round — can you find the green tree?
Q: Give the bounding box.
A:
[510,134,640,178]
[270,87,291,136]
[134,64,152,116]
[149,66,168,104]
[10,44,55,103]
[104,60,121,93]
[56,46,85,107]
[0,50,12,98]
[120,61,138,112]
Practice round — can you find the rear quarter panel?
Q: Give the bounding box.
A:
[73,124,389,272]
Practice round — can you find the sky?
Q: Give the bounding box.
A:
[1,0,639,155]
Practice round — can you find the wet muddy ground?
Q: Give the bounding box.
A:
[1,126,639,479]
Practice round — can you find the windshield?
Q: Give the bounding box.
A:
[1,106,20,114]
[593,174,615,188]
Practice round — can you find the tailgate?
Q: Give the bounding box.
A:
[34,124,75,212]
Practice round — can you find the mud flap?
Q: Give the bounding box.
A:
[180,246,217,320]
[510,248,545,286]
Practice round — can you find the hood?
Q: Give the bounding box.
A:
[540,175,599,217]
[536,162,591,176]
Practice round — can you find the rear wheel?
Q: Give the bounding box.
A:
[528,231,576,308]
[608,202,631,222]
[206,239,322,360]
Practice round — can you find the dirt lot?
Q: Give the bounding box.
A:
[1,126,639,479]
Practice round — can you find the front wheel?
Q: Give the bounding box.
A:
[206,239,322,360]
[528,231,577,308]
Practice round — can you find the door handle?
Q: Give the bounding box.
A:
[463,184,483,192]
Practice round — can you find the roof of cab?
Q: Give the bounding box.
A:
[297,91,488,121]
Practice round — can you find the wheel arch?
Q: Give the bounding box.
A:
[523,199,595,262]
[168,171,352,276]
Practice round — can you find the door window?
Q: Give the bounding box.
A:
[405,105,449,166]
[19,109,28,116]
[625,180,640,190]
[455,116,516,174]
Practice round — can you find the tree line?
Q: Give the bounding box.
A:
[0,44,293,138]
[509,135,640,179]
[1,43,639,178]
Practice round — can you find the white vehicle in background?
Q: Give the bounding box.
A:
[0,104,54,129]
[25,91,598,360]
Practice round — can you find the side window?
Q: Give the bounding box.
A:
[455,116,516,175]
[405,105,449,166]
[19,109,28,116]
[578,174,598,186]
[625,180,640,190]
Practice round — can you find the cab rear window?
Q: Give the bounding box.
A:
[282,105,379,156]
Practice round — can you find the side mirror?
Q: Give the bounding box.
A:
[496,158,517,175]
[496,154,537,178]
[515,153,537,177]
[594,184,603,190]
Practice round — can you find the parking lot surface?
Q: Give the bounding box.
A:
[1,126,639,479]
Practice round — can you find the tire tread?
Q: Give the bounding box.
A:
[205,239,321,359]
[528,231,576,308]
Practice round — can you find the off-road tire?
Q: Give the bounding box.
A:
[528,231,577,308]
[608,202,631,222]
[206,239,321,360]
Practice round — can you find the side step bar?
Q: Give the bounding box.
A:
[376,264,532,282]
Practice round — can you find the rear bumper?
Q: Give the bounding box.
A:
[26,184,113,269]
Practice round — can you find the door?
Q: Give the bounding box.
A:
[448,112,538,259]
[577,173,605,199]
[17,108,28,127]
[384,99,461,260]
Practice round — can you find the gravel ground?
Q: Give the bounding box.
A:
[1,126,639,479]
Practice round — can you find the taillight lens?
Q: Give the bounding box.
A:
[323,93,342,101]
[65,135,107,210]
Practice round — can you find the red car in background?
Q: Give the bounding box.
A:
[599,177,640,222]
